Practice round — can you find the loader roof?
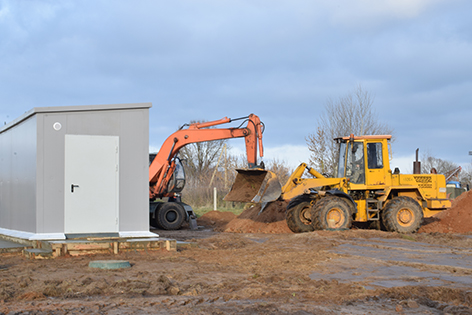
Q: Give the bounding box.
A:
[334,134,392,141]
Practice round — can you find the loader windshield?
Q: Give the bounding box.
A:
[336,142,347,178]
[346,142,365,184]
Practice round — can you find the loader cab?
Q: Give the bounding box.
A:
[336,140,365,184]
[336,135,392,188]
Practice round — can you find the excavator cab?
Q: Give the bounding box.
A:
[167,158,186,194]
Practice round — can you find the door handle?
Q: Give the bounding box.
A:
[71,184,80,193]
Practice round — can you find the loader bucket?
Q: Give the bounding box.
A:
[224,169,282,203]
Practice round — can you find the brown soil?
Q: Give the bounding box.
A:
[2,228,472,314]
[224,170,267,202]
[222,200,292,234]
[196,210,236,229]
[2,194,472,314]
[203,190,472,235]
[419,190,472,234]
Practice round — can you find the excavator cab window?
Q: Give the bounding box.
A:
[346,142,365,184]
[167,158,186,194]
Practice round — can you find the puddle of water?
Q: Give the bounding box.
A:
[246,237,268,243]
[352,237,453,252]
[333,243,472,270]
[0,239,25,248]
[310,258,472,288]
[309,237,472,289]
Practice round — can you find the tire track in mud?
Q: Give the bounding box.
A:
[310,236,472,289]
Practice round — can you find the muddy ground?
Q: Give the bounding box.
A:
[1,221,472,314]
[2,191,472,314]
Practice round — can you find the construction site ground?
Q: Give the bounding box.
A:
[1,191,472,314]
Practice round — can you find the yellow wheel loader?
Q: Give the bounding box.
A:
[226,134,451,234]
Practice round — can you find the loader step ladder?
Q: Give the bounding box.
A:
[366,199,381,221]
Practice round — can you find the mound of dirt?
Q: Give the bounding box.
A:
[419,190,472,234]
[197,211,236,230]
[223,200,292,234]
[200,190,472,235]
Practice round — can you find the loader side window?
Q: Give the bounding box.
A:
[367,143,383,169]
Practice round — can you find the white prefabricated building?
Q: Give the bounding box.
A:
[0,103,154,241]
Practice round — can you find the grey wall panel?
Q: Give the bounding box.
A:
[64,111,121,136]
[0,117,37,232]
[0,131,12,229]
[1,103,150,237]
[38,106,149,234]
[37,114,67,233]
[118,109,149,232]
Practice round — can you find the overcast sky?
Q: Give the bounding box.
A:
[1,0,471,172]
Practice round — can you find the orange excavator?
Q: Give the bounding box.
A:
[149,114,281,230]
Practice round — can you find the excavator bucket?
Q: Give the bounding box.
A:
[224,169,282,203]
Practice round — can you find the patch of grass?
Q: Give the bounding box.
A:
[401,234,416,241]
[193,206,246,218]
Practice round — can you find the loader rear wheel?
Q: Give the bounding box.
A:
[286,202,314,233]
[156,202,186,230]
[311,196,352,230]
[381,196,423,233]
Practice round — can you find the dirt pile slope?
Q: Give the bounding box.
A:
[197,211,236,230]
[197,202,291,234]
[419,190,472,234]
[222,200,292,234]
[200,190,472,235]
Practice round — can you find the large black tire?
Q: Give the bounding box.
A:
[381,196,423,233]
[156,202,186,230]
[311,196,352,230]
[286,201,315,233]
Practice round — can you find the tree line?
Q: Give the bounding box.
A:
[177,85,470,209]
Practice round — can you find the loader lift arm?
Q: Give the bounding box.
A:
[149,114,265,200]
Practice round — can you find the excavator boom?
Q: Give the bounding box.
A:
[149,114,280,204]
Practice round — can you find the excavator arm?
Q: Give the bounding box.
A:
[149,114,265,200]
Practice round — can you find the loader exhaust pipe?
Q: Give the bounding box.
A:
[413,148,421,174]
[224,169,282,203]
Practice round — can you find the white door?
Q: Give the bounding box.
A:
[64,135,119,234]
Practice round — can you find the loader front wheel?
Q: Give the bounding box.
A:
[311,196,352,230]
[156,202,186,230]
[381,196,423,233]
[286,202,314,233]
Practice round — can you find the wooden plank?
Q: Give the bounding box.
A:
[26,237,177,258]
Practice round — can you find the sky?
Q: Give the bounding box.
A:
[1,0,471,173]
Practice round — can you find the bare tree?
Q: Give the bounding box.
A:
[178,120,228,180]
[264,158,293,187]
[420,151,471,188]
[175,121,229,208]
[421,151,458,175]
[460,165,472,189]
[306,85,393,176]
[180,140,227,177]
